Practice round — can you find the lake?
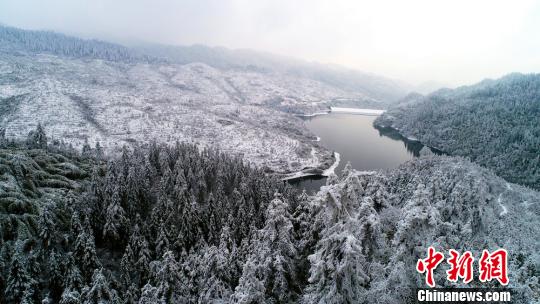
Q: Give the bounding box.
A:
[289,113,439,193]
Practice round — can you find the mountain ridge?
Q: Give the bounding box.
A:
[375,73,540,189]
[0,24,410,103]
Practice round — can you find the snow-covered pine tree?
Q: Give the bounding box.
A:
[5,250,33,302]
[303,218,370,304]
[80,268,119,304]
[73,221,101,281]
[82,139,92,158]
[151,251,182,302]
[231,257,267,304]
[246,192,298,302]
[138,283,164,304]
[197,245,233,303]
[38,204,57,249]
[102,188,128,247]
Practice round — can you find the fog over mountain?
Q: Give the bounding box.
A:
[1,0,540,86]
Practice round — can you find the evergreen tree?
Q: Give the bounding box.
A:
[103,188,128,245]
[82,139,92,158]
[198,245,233,303]
[303,218,369,304]
[59,289,82,304]
[151,251,182,302]
[38,205,57,248]
[231,257,266,304]
[138,283,164,304]
[0,127,6,147]
[73,223,101,280]
[26,123,48,149]
[154,224,170,258]
[81,269,119,304]
[48,250,65,300]
[5,251,32,303]
[95,141,104,159]
[249,193,298,302]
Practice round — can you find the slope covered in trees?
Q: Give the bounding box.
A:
[374,73,540,190]
[1,127,539,303]
[0,126,303,303]
[0,25,149,63]
[304,153,540,303]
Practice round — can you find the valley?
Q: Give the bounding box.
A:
[0,24,539,303]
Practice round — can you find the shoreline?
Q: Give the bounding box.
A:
[282,151,341,181]
[285,107,385,183]
[322,151,340,176]
[373,122,446,154]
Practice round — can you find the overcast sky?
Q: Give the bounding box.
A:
[1,0,539,86]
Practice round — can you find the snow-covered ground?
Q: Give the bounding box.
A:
[0,53,370,175]
[330,107,385,115]
[322,152,340,176]
[282,151,340,181]
[296,111,330,117]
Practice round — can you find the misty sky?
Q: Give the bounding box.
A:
[1,0,539,87]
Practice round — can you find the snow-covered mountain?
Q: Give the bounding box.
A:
[0,25,409,175]
[304,153,540,302]
[375,73,540,190]
[135,43,411,103]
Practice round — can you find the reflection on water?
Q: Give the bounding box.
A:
[289,114,443,193]
[373,125,444,157]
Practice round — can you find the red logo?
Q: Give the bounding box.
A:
[479,249,509,285]
[446,249,474,284]
[417,247,508,287]
[416,246,445,288]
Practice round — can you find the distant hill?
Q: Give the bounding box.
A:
[375,73,540,189]
[0,24,410,105]
[136,43,411,102]
[0,25,150,63]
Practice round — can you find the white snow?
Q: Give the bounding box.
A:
[297,111,330,117]
[281,151,341,181]
[323,152,341,176]
[1,54,354,176]
[497,193,508,217]
[330,107,385,115]
[496,183,514,217]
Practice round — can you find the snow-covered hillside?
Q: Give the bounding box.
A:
[304,154,540,302]
[0,52,350,175]
[374,73,540,190]
[0,25,409,176]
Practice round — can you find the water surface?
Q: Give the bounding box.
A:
[289,113,438,193]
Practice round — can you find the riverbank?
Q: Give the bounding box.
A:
[287,108,386,183]
[372,122,446,155]
[282,151,340,181]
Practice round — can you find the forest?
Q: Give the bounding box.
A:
[375,73,540,190]
[1,125,539,303]
[0,25,152,63]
